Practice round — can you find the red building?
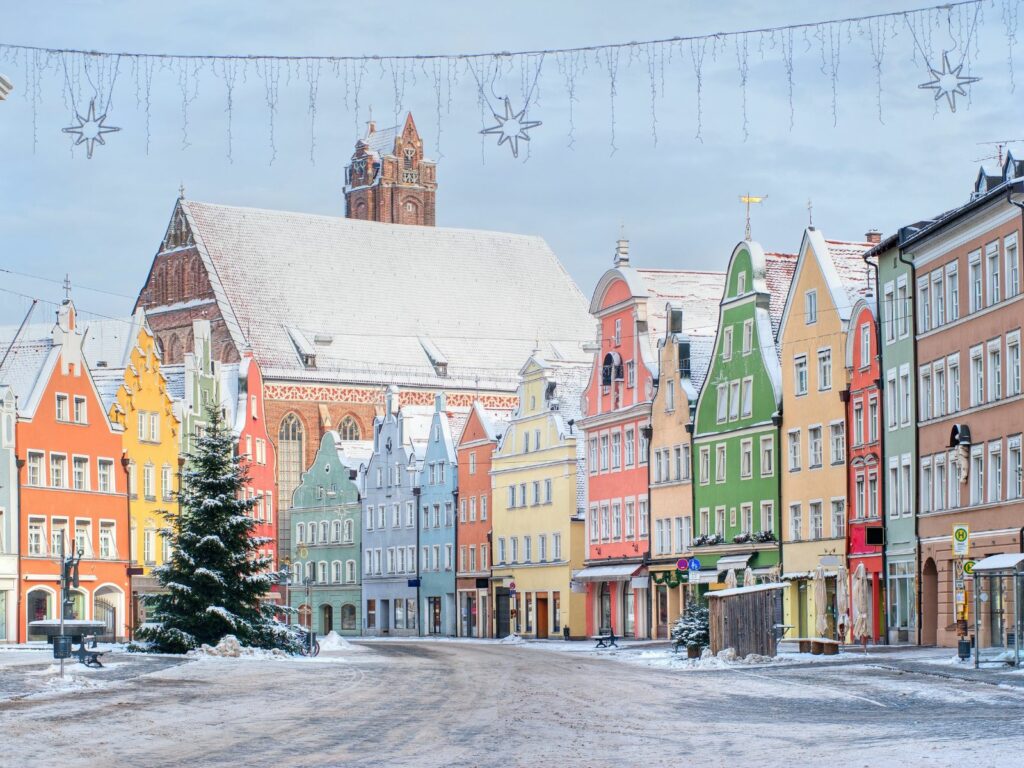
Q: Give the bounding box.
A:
[845,297,885,643]
[3,303,131,642]
[577,240,656,639]
[222,353,278,576]
[455,403,508,637]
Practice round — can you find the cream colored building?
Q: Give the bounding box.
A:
[490,356,588,639]
[779,228,871,639]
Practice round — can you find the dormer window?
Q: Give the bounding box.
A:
[678,341,691,378]
[737,272,747,294]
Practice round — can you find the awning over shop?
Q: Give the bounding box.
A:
[716,553,752,573]
[971,553,1024,573]
[573,564,643,582]
[688,571,719,585]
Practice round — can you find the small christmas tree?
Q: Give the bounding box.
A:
[671,601,710,649]
[137,409,299,654]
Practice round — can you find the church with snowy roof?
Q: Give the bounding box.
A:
[134,112,595,515]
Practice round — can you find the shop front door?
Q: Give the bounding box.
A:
[536,597,549,639]
[495,588,510,638]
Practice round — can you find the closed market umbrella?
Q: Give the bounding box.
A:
[725,569,738,589]
[813,565,828,637]
[836,565,849,641]
[743,565,755,587]
[852,563,870,641]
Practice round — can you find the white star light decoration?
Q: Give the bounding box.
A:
[62,98,121,159]
[918,51,981,113]
[480,97,541,158]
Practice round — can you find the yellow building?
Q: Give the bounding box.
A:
[649,302,719,638]
[84,310,182,632]
[490,356,588,639]
[778,229,870,639]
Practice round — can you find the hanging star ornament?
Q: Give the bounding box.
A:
[62,98,121,159]
[918,51,981,113]
[480,97,541,158]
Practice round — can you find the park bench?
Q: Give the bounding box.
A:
[786,637,840,656]
[591,632,618,649]
[75,635,105,668]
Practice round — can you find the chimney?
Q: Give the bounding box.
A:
[367,120,376,134]
[614,238,630,267]
[865,229,882,245]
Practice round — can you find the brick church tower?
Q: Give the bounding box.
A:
[344,112,437,226]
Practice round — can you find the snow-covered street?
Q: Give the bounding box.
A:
[2,640,1022,767]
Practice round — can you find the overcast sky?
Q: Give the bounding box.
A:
[0,1,1018,326]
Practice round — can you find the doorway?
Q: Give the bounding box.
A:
[495,588,510,638]
[922,558,938,646]
[657,586,669,639]
[599,582,612,634]
[26,588,53,641]
[320,604,334,635]
[94,587,121,642]
[536,596,549,639]
[428,596,442,635]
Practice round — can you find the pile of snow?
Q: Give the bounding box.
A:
[318,631,353,651]
[191,635,287,659]
[499,634,525,645]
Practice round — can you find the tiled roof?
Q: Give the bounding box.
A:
[81,316,144,370]
[0,339,55,406]
[161,364,186,402]
[637,269,726,340]
[688,334,716,394]
[178,200,595,391]
[824,239,874,310]
[363,125,398,158]
[90,369,127,413]
[764,252,798,335]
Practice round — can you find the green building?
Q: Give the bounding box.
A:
[691,241,796,587]
[163,320,222,462]
[288,432,370,636]
[874,235,917,645]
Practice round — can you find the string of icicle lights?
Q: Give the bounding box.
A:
[0,0,1019,162]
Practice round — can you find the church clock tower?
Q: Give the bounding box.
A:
[344,112,437,226]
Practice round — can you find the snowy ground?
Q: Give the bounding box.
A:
[2,639,1022,767]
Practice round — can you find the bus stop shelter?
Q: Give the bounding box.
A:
[971,553,1024,668]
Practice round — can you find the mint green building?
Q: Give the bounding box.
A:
[691,241,796,586]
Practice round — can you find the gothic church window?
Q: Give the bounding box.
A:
[278,414,305,513]
[339,416,360,441]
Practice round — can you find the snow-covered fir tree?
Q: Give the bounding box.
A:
[671,602,710,649]
[137,409,299,654]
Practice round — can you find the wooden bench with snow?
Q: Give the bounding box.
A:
[783,637,840,655]
[591,632,619,649]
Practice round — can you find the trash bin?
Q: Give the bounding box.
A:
[957,639,971,660]
[53,635,72,659]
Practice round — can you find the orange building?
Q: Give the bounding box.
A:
[2,302,131,642]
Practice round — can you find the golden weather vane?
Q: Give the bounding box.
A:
[739,194,767,240]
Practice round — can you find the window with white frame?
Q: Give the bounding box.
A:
[729,380,740,420]
[896,279,909,337]
[831,500,845,538]
[699,508,710,536]
[987,241,1001,305]
[917,277,931,333]
[808,427,823,468]
[699,446,710,484]
[589,438,598,474]
[933,362,946,418]
[740,503,753,534]
[28,517,45,555]
[625,500,635,538]
[741,377,753,418]
[948,354,961,412]
[830,423,845,464]
[1008,332,1021,396]
[970,445,984,505]
[969,251,983,312]
[809,502,823,539]
[714,506,725,536]
[50,454,67,488]
[99,522,116,559]
[722,326,733,361]
[817,348,833,388]
[883,283,895,343]
[72,457,89,491]
[794,356,808,396]
[919,366,932,421]
[1008,436,1022,500]
[988,340,1003,402]
[55,394,69,421]
[853,402,864,446]
[988,441,1003,504]
[740,439,752,479]
[885,371,897,429]
[624,428,635,466]
[1006,233,1020,298]
[805,289,818,324]
[934,457,946,511]
[611,431,621,469]
[612,502,622,539]
[760,435,774,477]
[888,462,900,519]
[742,319,753,355]
[860,323,871,367]
[899,368,911,425]
[789,504,802,541]
[760,501,774,534]
[920,458,933,513]
[946,262,960,321]
[50,519,67,556]
[716,383,728,422]
[788,430,801,471]
[900,459,912,516]
[933,272,945,327]
[970,345,984,406]
[664,378,675,412]
[715,444,727,482]
[73,396,87,424]
[868,397,879,442]
[855,474,866,518]
[599,435,609,471]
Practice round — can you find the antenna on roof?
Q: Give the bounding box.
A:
[739,194,767,240]
[974,139,1024,165]
[807,199,813,228]
[62,274,72,301]
[178,182,186,199]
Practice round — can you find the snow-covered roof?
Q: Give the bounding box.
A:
[174,199,595,391]
[764,252,798,336]
[90,369,128,413]
[688,335,716,395]
[0,338,56,408]
[637,269,725,339]
[363,124,398,159]
[81,313,147,370]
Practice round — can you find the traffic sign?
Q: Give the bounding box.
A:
[952,525,970,556]
[688,558,701,572]
[509,581,516,590]
[676,558,690,572]
[963,559,976,576]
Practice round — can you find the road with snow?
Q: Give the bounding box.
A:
[2,640,1022,767]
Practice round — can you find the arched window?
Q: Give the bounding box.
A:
[345,560,356,583]
[339,416,360,440]
[292,562,302,582]
[320,521,329,543]
[341,603,357,630]
[343,519,353,543]
[318,561,328,584]
[166,334,182,364]
[331,521,341,542]
[278,414,305,514]
[308,523,317,545]
[296,523,305,544]
[304,561,314,582]
[332,561,342,583]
